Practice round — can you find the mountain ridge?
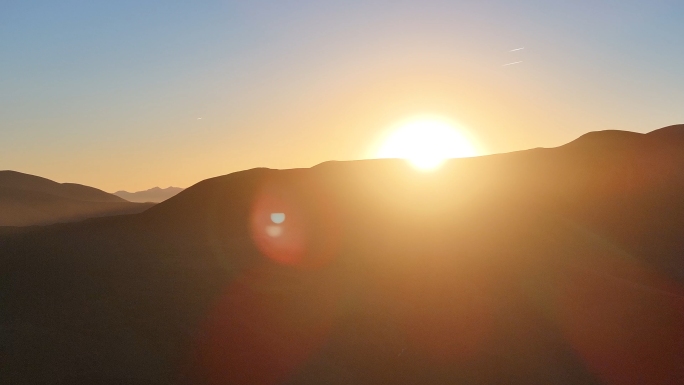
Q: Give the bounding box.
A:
[1,125,683,384]
[0,170,126,203]
[114,186,184,203]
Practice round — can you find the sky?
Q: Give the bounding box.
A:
[1,0,683,192]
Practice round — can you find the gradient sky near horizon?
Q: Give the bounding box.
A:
[2,1,684,192]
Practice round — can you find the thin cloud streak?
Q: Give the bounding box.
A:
[509,47,525,52]
[502,61,523,67]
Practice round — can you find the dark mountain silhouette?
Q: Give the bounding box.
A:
[0,171,154,227]
[114,186,184,203]
[1,125,683,385]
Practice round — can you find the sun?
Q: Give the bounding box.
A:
[375,118,479,170]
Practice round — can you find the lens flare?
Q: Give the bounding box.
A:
[250,177,341,268]
[271,213,286,224]
[251,190,307,265]
[265,225,283,237]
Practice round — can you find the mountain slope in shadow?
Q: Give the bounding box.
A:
[0,171,154,226]
[0,125,683,385]
[114,186,184,203]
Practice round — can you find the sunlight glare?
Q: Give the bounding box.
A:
[376,118,478,170]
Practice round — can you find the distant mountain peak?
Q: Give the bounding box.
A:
[114,186,184,203]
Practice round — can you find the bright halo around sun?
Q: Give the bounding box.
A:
[376,118,479,171]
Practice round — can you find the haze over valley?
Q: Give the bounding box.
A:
[0,171,153,227]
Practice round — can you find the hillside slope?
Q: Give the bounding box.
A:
[1,125,683,384]
[0,171,153,226]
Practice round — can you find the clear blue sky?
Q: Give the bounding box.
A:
[1,0,683,191]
